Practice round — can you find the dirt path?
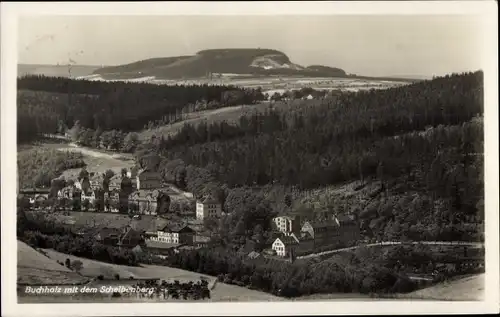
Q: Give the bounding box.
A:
[57,144,135,179]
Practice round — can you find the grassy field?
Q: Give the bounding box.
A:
[379,274,485,301]
[18,243,280,302]
[138,99,315,141]
[17,241,89,285]
[57,145,135,180]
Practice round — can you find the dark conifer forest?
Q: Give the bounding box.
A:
[140,72,484,243]
[17,75,265,143]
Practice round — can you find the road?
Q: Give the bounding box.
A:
[297,241,485,259]
[61,143,134,161]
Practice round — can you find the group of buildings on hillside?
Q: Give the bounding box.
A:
[20,166,224,221]
[269,212,360,259]
[19,168,361,259]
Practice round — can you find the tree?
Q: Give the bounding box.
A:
[92,127,103,148]
[82,199,90,211]
[104,169,115,180]
[69,121,81,142]
[122,132,140,153]
[57,120,68,135]
[156,192,171,214]
[71,260,83,273]
[78,168,89,181]
[100,131,112,149]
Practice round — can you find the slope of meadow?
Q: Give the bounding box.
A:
[17,240,88,285]
[26,248,280,301]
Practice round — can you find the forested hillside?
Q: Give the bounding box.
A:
[17,75,265,143]
[136,72,484,244]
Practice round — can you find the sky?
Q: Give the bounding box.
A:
[17,15,485,77]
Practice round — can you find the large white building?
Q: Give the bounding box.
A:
[150,225,195,245]
[272,213,304,236]
[196,195,222,220]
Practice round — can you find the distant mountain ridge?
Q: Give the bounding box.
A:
[90,48,348,80]
[18,64,101,78]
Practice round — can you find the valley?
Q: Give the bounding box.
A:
[16,63,485,302]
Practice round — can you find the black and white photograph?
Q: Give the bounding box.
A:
[1,1,499,316]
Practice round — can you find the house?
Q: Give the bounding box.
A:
[154,224,195,245]
[117,226,144,248]
[81,190,97,204]
[136,169,162,190]
[103,190,120,212]
[144,240,178,256]
[95,227,122,246]
[301,220,339,240]
[57,186,79,200]
[273,213,305,236]
[128,190,163,215]
[19,188,50,203]
[336,214,360,244]
[108,175,123,191]
[301,216,360,247]
[104,189,120,202]
[74,177,91,192]
[127,166,140,179]
[196,195,222,220]
[272,235,299,257]
[90,175,104,190]
[271,234,314,258]
[194,234,211,246]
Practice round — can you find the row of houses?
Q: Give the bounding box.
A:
[54,166,225,219]
[82,218,212,257]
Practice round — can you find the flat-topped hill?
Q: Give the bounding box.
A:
[89,48,347,80]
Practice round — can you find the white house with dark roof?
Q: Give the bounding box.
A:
[272,212,306,236]
[272,233,314,257]
[152,224,195,245]
[272,235,299,257]
[81,189,97,204]
[196,194,222,220]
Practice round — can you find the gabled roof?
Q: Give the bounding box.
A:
[118,227,142,246]
[90,174,104,182]
[274,212,303,220]
[248,251,261,259]
[200,194,219,204]
[96,227,121,239]
[337,214,357,224]
[137,168,159,176]
[159,224,194,233]
[304,220,340,230]
[275,235,299,245]
[128,189,162,200]
[19,188,51,194]
[81,189,95,196]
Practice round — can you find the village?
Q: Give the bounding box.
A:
[18,162,362,262]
